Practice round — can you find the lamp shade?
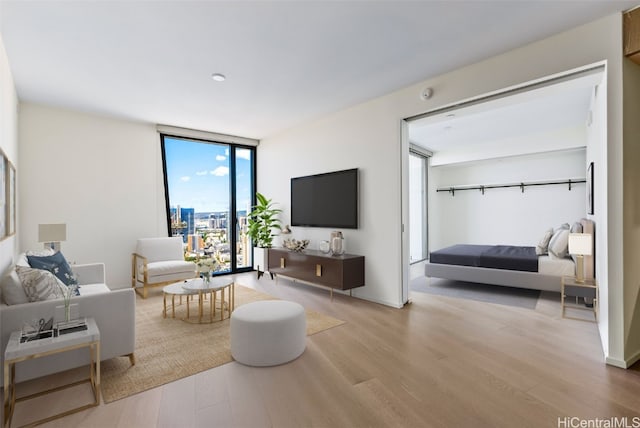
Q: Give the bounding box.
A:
[38,224,66,242]
[568,233,592,256]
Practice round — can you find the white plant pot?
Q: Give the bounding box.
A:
[253,247,269,273]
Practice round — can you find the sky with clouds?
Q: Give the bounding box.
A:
[164,137,253,213]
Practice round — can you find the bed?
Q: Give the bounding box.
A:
[424,218,594,292]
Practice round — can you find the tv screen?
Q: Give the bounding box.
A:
[291,168,358,229]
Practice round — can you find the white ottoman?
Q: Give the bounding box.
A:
[230,300,306,367]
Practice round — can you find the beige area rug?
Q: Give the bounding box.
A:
[100,285,345,403]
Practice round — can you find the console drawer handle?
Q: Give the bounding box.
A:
[316,264,322,277]
[280,258,285,268]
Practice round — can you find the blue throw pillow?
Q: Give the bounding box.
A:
[27,251,78,287]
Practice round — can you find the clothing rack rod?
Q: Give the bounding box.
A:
[437,178,586,196]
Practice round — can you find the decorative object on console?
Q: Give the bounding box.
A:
[568,233,592,283]
[277,224,292,248]
[38,223,67,251]
[330,231,345,256]
[283,239,309,252]
[319,240,331,254]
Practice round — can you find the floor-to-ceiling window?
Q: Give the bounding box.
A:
[161,135,256,275]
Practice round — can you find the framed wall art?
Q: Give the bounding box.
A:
[0,152,6,238]
[7,162,15,236]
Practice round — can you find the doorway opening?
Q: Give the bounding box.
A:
[400,64,606,305]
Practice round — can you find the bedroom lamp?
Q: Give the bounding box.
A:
[568,233,592,283]
[38,223,66,251]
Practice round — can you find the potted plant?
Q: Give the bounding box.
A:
[247,192,282,278]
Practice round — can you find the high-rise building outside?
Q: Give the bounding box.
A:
[170,206,196,242]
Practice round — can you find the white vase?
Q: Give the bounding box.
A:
[330,237,345,255]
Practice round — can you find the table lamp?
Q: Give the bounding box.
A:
[568,233,592,283]
[38,223,66,251]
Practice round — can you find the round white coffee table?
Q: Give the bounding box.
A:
[162,282,199,319]
[182,277,235,323]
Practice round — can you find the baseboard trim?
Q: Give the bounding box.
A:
[625,349,640,368]
[355,294,404,309]
[605,348,640,369]
[605,356,629,368]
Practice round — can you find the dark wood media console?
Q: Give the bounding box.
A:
[268,248,365,298]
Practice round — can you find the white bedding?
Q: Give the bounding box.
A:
[538,255,575,277]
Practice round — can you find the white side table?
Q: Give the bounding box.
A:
[3,317,100,428]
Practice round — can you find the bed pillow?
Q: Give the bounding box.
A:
[535,228,554,255]
[570,222,583,233]
[15,266,64,302]
[548,227,570,259]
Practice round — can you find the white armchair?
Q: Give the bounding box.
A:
[131,237,197,298]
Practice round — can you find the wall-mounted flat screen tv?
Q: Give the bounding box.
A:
[291,168,358,229]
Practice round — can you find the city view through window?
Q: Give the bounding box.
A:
[162,136,255,275]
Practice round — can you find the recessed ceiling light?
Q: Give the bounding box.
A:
[211,73,226,82]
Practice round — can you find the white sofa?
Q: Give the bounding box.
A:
[0,262,136,383]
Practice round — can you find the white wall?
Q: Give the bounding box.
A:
[429,150,587,250]
[18,104,166,288]
[258,105,401,307]
[0,34,17,276]
[259,14,625,362]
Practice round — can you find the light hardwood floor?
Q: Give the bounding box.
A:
[6,267,640,428]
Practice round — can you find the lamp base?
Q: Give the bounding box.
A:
[575,255,585,283]
[44,242,61,252]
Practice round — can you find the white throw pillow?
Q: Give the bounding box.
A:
[548,228,570,259]
[16,248,56,267]
[0,268,29,305]
[535,228,554,255]
[15,266,64,302]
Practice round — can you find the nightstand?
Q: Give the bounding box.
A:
[561,276,598,321]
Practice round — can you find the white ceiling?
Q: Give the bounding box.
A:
[408,71,599,158]
[0,1,635,140]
